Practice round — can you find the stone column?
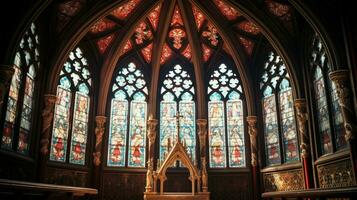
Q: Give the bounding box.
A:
[146,115,158,192]
[329,70,357,142]
[247,116,259,199]
[0,65,14,114]
[147,115,158,160]
[40,94,57,155]
[329,69,357,181]
[247,116,258,167]
[294,99,309,159]
[93,116,106,166]
[197,119,207,158]
[294,99,312,188]
[197,119,208,192]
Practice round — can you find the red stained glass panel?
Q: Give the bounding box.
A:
[213,0,240,21]
[148,5,161,31]
[239,37,254,55]
[111,0,141,21]
[97,34,114,54]
[160,43,172,64]
[192,5,205,31]
[90,18,116,34]
[171,5,184,26]
[141,43,153,63]
[237,21,260,35]
[182,45,192,60]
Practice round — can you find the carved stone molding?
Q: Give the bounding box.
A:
[294,99,309,159]
[93,116,106,166]
[197,119,207,158]
[247,116,258,167]
[40,94,57,155]
[147,115,158,158]
[263,169,305,192]
[145,158,154,192]
[317,159,356,188]
[329,70,356,142]
[201,157,208,192]
[0,65,14,113]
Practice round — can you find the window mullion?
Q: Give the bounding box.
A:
[275,90,284,164]
[323,71,337,152]
[66,90,76,163]
[224,100,229,168]
[125,100,131,167]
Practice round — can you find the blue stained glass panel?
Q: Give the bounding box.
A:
[128,101,147,167]
[179,101,196,162]
[279,89,299,162]
[107,99,128,167]
[69,93,89,165]
[313,67,332,154]
[227,99,245,167]
[330,82,346,150]
[50,86,71,162]
[263,95,281,165]
[159,101,177,163]
[208,101,226,168]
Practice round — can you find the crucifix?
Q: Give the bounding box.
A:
[175,111,183,144]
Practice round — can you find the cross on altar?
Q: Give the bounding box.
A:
[175,111,183,143]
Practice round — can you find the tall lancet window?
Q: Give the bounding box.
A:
[1,23,40,155]
[107,62,148,168]
[159,64,196,165]
[310,35,345,155]
[260,52,299,166]
[207,63,245,168]
[50,47,91,165]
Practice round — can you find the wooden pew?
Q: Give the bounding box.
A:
[262,186,357,199]
[0,178,97,200]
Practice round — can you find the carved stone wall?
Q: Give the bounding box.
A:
[317,159,356,188]
[263,169,305,192]
[45,167,88,187]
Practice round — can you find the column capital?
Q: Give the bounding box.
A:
[329,69,349,82]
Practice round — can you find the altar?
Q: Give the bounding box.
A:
[143,114,210,200]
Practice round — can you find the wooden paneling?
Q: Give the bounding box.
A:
[102,172,146,200]
[208,173,251,200]
[45,167,89,187]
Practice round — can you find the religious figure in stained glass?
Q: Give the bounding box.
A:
[107,62,148,168]
[50,47,91,165]
[260,52,299,166]
[207,63,245,168]
[1,23,40,154]
[310,35,346,155]
[159,64,195,165]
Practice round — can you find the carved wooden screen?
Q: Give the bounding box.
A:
[50,47,91,165]
[207,63,245,168]
[1,23,40,155]
[310,35,345,155]
[260,51,299,166]
[107,62,148,168]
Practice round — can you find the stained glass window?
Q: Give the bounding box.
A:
[107,62,148,168]
[260,52,299,166]
[1,23,40,155]
[310,35,346,155]
[208,63,245,168]
[50,47,91,165]
[159,64,196,165]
